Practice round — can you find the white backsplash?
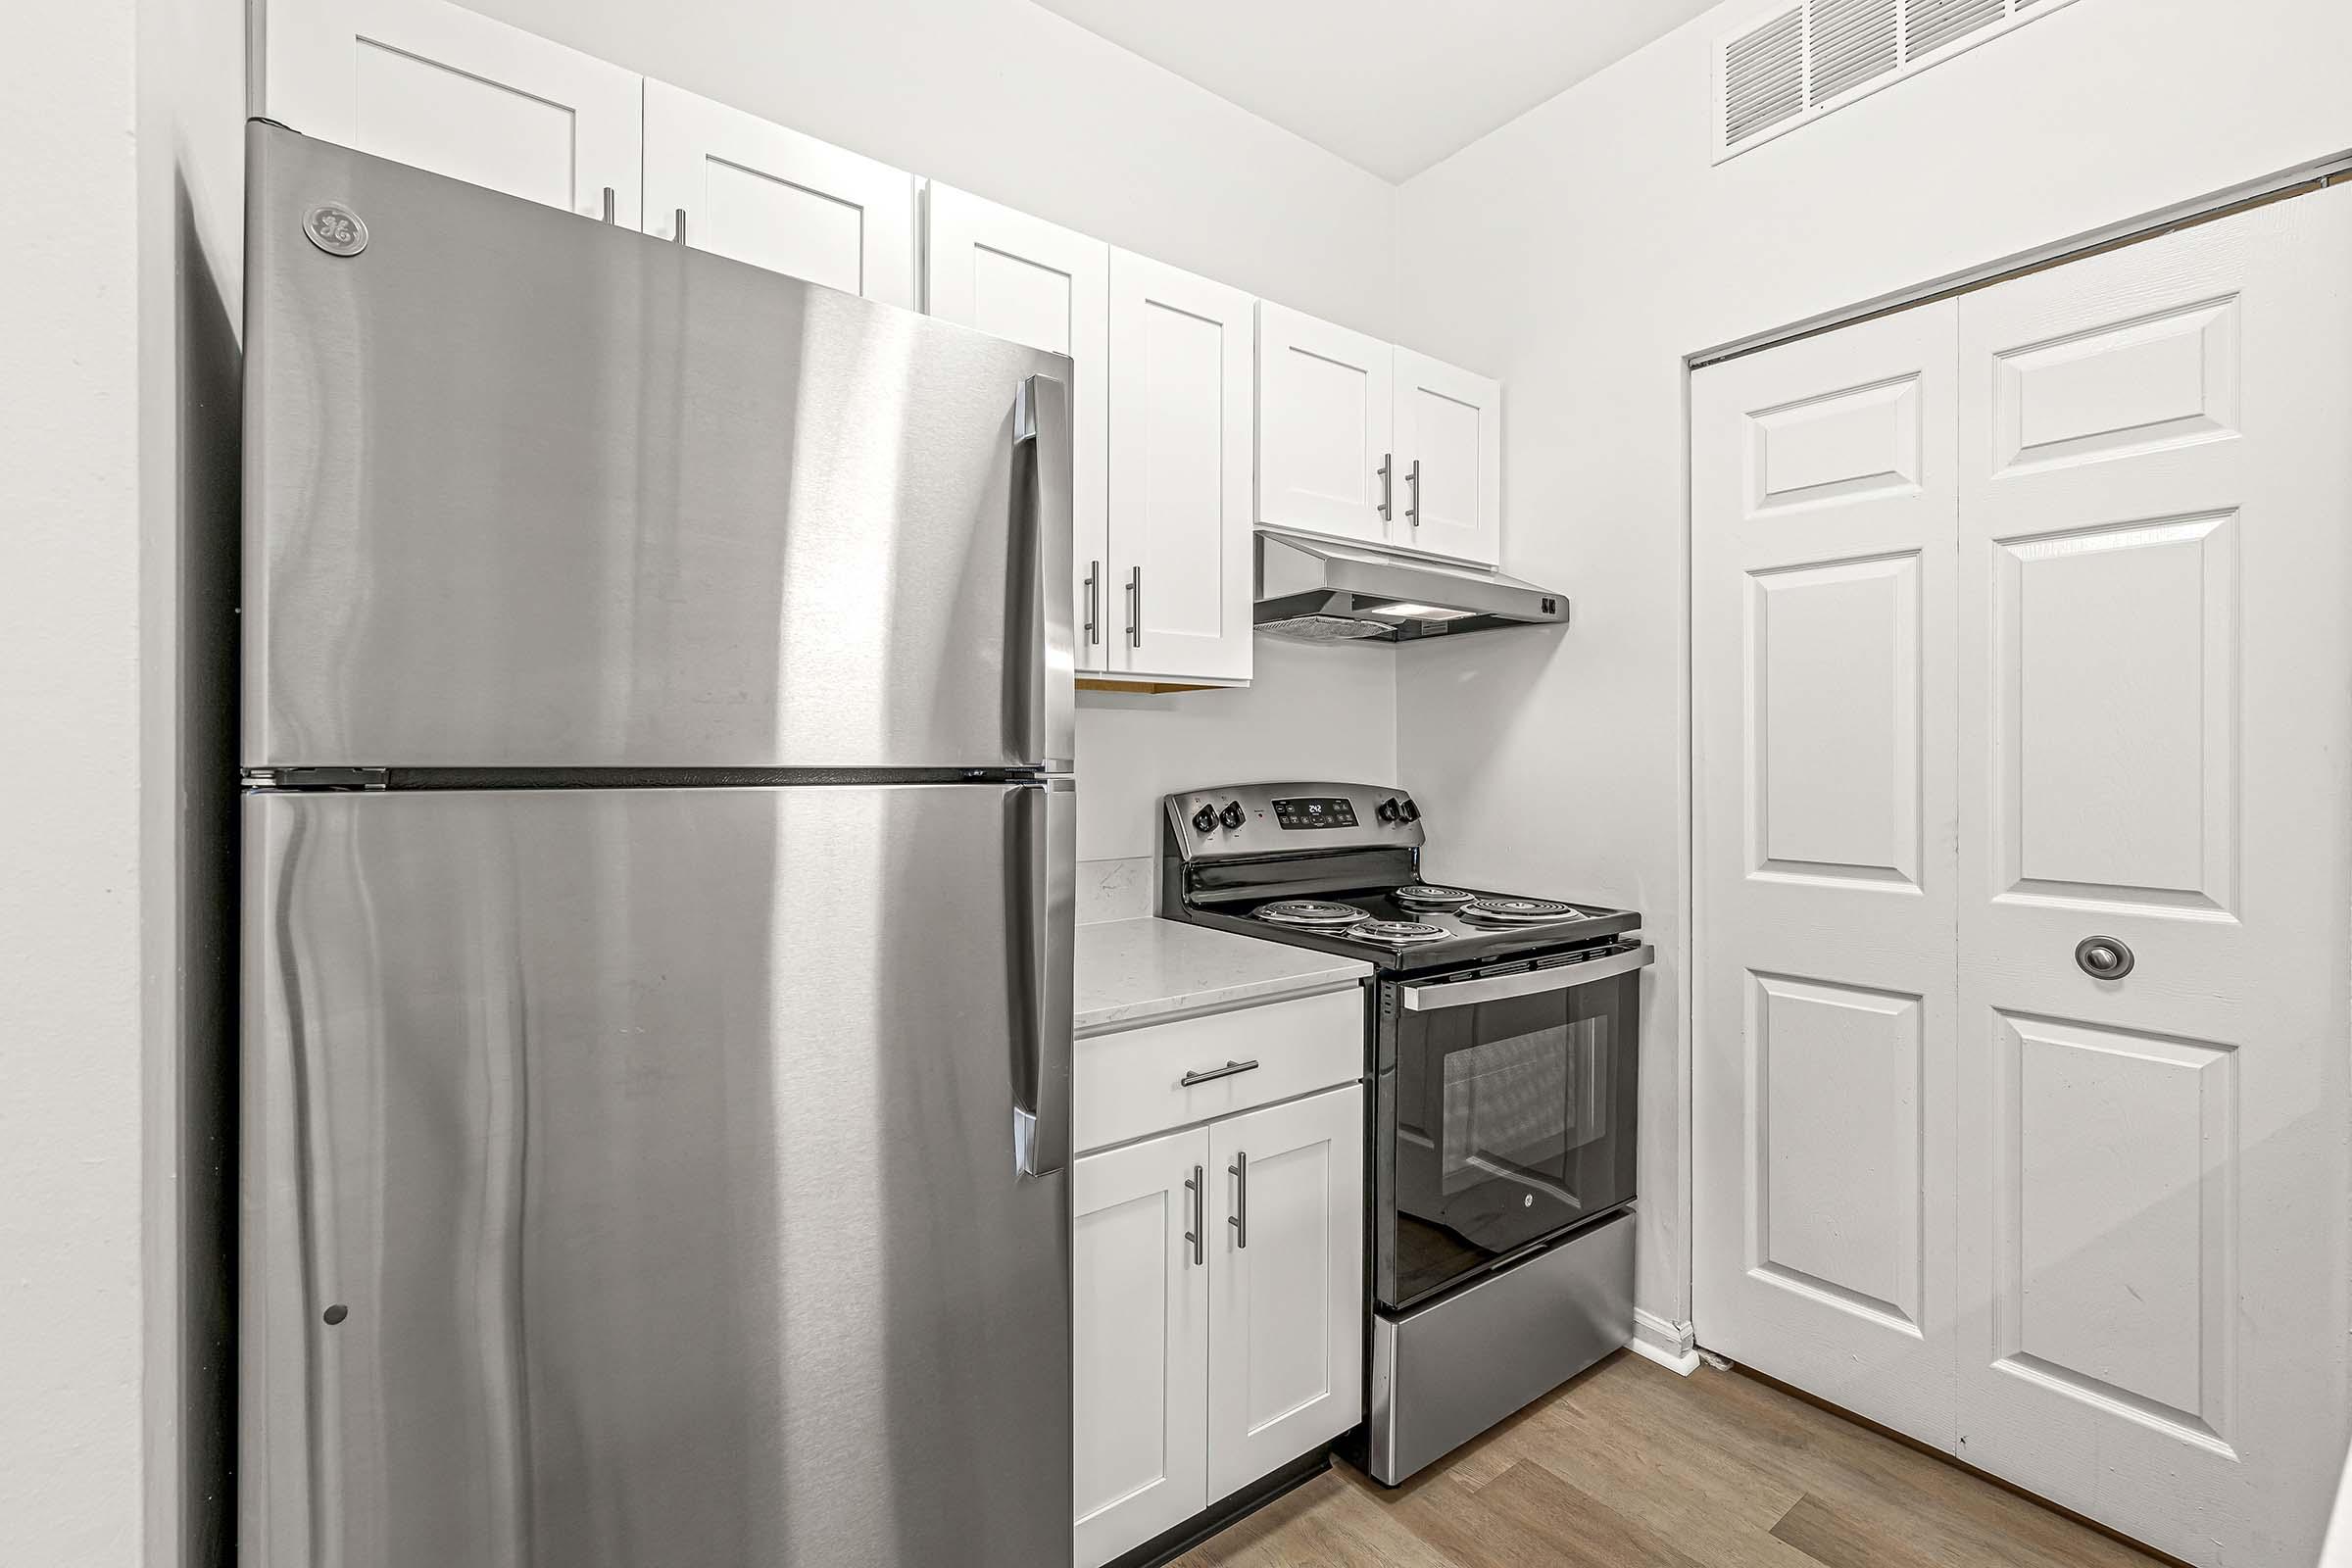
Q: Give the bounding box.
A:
[1076,857,1154,925]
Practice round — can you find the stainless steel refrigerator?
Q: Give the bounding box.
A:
[239,122,1075,1567]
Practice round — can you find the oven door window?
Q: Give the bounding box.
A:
[1440,1015,1606,1194]
[1387,963,1639,1308]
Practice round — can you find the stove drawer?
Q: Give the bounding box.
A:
[1076,988,1364,1153]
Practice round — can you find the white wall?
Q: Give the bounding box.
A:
[1,0,240,1560]
[1076,641,1398,861]
[137,0,246,1558]
[1389,0,2352,1333]
[1,2,149,1562]
[464,0,1404,858]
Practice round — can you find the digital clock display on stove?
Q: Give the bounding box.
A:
[1272,797,1356,830]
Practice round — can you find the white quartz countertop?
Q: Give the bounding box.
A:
[1074,916,1370,1037]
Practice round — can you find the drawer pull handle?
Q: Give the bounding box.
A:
[1179,1058,1260,1088]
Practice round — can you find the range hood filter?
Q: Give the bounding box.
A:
[1256,612,1396,642]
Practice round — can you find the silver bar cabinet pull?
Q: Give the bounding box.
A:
[600,186,616,223]
[1228,1152,1249,1249]
[1377,454,1393,520]
[673,207,688,244]
[1085,561,1101,647]
[1179,1058,1259,1088]
[1406,458,1421,526]
[1127,566,1143,648]
[1185,1165,1204,1266]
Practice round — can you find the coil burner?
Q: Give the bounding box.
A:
[1353,919,1448,946]
[1253,900,1372,929]
[1459,896,1586,926]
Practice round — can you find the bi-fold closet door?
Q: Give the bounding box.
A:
[1691,188,2352,1568]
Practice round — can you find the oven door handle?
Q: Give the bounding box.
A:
[1400,943,1654,1011]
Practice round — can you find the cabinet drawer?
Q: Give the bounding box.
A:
[1075,987,1363,1153]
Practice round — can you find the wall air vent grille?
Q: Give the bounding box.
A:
[1714,0,2083,162]
[1724,9,1805,146]
[1809,0,1899,104]
[1905,0,2007,58]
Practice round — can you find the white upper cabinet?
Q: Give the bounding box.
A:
[1106,252,1254,684]
[924,187,1110,673]
[1257,304,1504,567]
[1393,349,1502,566]
[642,81,917,307]
[1256,303,1395,548]
[1071,1127,1211,1568]
[263,0,643,225]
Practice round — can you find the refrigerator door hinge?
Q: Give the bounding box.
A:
[244,766,391,792]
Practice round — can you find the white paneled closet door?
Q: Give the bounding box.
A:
[1952,189,2352,1568]
[1690,303,1962,1449]
[1694,184,2352,1568]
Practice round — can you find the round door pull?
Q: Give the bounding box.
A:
[2075,936,2134,980]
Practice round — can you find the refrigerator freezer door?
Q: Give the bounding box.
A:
[241,784,1073,1568]
[244,122,1074,772]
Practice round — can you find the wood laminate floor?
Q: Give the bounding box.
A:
[1173,1351,2168,1568]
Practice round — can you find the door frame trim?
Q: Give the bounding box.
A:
[1690,152,2352,372]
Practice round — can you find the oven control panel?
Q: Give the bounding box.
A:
[1273,796,1356,830]
[1165,782,1427,858]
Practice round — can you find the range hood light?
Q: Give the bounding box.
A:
[1363,602,1474,621]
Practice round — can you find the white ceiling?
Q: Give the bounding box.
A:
[1028,0,1724,182]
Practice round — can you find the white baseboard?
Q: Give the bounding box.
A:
[1630,1309,1700,1376]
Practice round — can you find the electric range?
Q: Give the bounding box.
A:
[1159,781,1648,1486]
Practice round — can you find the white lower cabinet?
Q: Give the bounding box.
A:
[1204,1088,1365,1498]
[1072,1126,1211,1568]
[1072,1081,1363,1568]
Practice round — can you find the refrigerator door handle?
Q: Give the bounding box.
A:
[1013,375,1077,771]
[1012,777,1076,1178]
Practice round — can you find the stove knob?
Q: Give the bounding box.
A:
[1376,798,1402,823]
[1399,798,1421,823]
[1219,802,1247,831]
[1191,804,1218,835]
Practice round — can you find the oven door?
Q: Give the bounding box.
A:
[1376,942,1650,1310]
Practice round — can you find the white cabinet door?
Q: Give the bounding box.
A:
[1256,303,1394,547]
[926,187,1109,672]
[1107,251,1254,684]
[1205,1084,1363,1498]
[262,0,642,224]
[1952,188,2352,1568]
[1393,349,1502,566]
[1073,1129,1210,1568]
[1690,303,1962,1451]
[642,81,916,306]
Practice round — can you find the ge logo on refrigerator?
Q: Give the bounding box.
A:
[303,203,368,257]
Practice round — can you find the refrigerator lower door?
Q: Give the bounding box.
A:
[244,122,1073,773]
[241,782,1075,1568]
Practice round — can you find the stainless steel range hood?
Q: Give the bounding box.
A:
[1254,531,1569,643]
